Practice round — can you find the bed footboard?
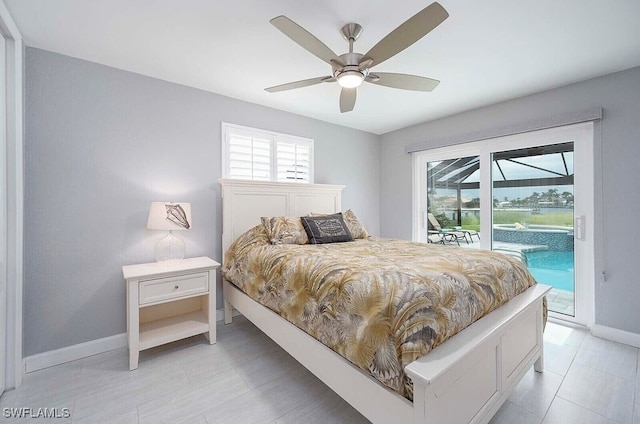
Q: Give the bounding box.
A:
[406,284,550,424]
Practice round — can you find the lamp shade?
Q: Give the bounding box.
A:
[146,202,192,231]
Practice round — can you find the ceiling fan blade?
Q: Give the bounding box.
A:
[339,88,357,113]
[271,16,341,66]
[265,76,332,93]
[363,2,448,68]
[358,57,374,70]
[366,72,440,91]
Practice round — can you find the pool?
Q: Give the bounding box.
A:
[525,250,574,292]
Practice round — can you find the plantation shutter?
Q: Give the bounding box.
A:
[276,141,311,183]
[227,132,272,181]
[223,123,313,183]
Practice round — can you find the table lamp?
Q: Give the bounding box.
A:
[147,202,192,261]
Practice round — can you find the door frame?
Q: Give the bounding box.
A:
[0,23,6,398]
[413,122,595,327]
[0,3,24,390]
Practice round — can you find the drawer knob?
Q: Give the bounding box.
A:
[174,285,179,290]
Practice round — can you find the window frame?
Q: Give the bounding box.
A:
[221,122,314,183]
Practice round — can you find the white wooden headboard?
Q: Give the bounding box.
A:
[219,179,345,260]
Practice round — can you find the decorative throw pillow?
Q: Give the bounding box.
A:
[342,209,369,239]
[260,217,309,245]
[309,209,369,239]
[300,213,353,244]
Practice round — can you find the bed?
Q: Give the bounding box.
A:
[219,179,550,424]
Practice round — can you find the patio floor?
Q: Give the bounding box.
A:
[545,287,575,316]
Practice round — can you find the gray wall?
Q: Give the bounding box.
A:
[24,48,380,356]
[380,66,640,335]
[24,44,640,355]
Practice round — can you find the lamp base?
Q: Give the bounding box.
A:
[155,230,185,261]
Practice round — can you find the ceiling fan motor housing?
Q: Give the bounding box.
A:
[333,52,369,79]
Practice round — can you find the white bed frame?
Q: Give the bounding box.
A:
[219,179,550,424]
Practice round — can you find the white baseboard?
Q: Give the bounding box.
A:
[24,333,128,373]
[24,308,242,373]
[591,324,640,348]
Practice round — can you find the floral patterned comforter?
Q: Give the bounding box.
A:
[222,225,537,400]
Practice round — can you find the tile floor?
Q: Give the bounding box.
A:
[1,318,638,423]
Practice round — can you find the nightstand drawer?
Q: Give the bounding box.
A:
[139,272,209,305]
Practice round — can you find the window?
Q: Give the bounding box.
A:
[222,123,313,183]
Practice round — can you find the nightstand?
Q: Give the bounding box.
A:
[122,257,220,370]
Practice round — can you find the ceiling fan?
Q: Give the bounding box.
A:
[265,2,449,113]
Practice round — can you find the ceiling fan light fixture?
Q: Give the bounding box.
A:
[337,70,364,88]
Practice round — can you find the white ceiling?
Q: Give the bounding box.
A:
[5,0,640,134]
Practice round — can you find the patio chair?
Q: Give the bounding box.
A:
[427,213,467,245]
[427,234,445,244]
[462,227,480,242]
[427,230,459,246]
[427,212,482,244]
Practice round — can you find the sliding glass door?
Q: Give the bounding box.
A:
[492,143,575,316]
[414,123,594,325]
